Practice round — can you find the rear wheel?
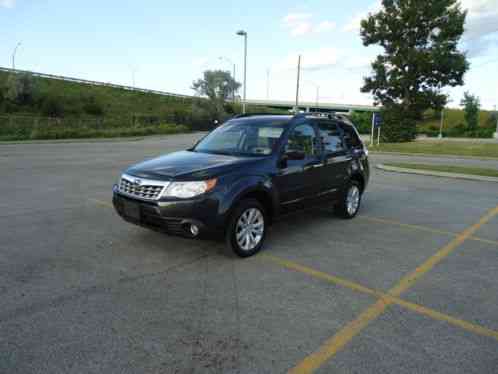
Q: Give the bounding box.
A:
[335,180,362,219]
[226,199,267,257]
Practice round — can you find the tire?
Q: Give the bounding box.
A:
[335,180,362,219]
[225,199,267,258]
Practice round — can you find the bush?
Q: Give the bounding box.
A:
[27,123,189,140]
[41,95,65,117]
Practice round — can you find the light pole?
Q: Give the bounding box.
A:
[494,105,498,139]
[129,66,138,88]
[266,68,270,100]
[306,81,320,110]
[12,42,22,70]
[438,108,444,139]
[218,56,236,101]
[236,30,247,113]
[438,99,452,139]
[295,55,301,112]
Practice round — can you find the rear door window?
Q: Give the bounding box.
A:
[316,120,345,155]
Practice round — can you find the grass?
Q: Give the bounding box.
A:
[384,162,498,178]
[369,141,498,158]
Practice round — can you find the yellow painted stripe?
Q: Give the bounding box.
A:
[289,299,389,374]
[286,203,498,374]
[361,215,498,248]
[90,197,498,248]
[262,254,498,342]
[361,215,460,237]
[388,204,498,297]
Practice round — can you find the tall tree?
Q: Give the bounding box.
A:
[460,91,480,135]
[191,70,241,122]
[360,0,468,141]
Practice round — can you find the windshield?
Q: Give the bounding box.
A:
[193,118,288,156]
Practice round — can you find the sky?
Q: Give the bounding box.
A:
[1,0,497,109]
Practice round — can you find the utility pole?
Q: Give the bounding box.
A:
[266,68,270,100]
[236,30,248,113]
[494,105,498,139]
[315,85,320,109]
[12,42,22,70]
[438,107,444,139]
[295,55,301,112]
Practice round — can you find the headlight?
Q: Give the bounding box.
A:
[162,178,217,199]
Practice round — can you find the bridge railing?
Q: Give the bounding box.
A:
[0,66,194,100]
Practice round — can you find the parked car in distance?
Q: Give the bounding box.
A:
[112,113,370,257]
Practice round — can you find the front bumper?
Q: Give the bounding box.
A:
[112,185,222,238]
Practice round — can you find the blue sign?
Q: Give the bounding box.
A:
[373,113,382,128]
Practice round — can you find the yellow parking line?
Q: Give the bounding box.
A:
[286,203,498,373]
[360,215,498,248]
[90,198,498,248]
[262,254,498,342]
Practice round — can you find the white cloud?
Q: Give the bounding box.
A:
[283,12,312,24]
[342,1,381,33]
[282,13,336,37]
[461,0,498,39]
[0,0,16,8]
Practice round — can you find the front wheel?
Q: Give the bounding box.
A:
[335,181,362,219]
[225,199,267,258]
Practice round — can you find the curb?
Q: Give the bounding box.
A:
[376,164,498,183]
[369,151,498,161]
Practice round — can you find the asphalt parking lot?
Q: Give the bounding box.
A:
[1,133,498,374]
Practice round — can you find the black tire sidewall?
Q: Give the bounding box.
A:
[336,180,362,219]
[226,199,267,257]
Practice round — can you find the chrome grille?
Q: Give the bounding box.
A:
[118,174,169,201]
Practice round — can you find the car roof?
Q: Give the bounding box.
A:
[229,114,294,125]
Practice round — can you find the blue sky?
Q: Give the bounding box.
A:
[1,0,497,108]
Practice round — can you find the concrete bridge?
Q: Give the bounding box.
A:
[245,99,380,113]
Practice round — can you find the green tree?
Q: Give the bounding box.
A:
[191,70,241,121]
[5,73,36,105]
[360,0,468,142]
[460,92,480,135]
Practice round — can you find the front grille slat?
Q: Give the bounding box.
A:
[118,175,169,201]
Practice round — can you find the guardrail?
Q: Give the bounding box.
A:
[0,66,195,100]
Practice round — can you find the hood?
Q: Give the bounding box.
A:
[126,150,262,180]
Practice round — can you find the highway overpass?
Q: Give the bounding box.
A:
[245,99,380,113]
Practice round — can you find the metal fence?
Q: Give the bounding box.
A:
[0,66,195,100]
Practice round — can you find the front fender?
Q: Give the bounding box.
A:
[219,174,279,219]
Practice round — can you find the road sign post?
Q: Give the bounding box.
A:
[370,113,375,146]
[371,113,382,146]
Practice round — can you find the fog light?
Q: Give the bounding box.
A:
[189,224,200,237]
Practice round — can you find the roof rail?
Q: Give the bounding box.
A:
[232,112,291,119]
[291,112,339,120]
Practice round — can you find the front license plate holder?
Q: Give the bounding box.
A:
[123,200,140,220]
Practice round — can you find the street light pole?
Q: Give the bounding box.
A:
[236,30,248,114]
[12,42,22,70]
[315,85,320,109]
[438,108,444,139]
[266,68,270,100]
[494,105,498,139]
[295,55,301,112]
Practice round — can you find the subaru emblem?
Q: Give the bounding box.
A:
[134,178,142,186]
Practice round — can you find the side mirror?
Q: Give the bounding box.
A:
[285,149,306,160]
